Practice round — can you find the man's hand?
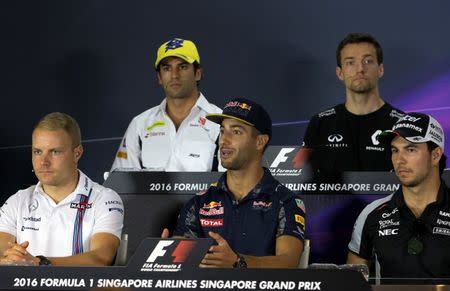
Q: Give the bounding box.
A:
[0,241,39,265]
[161,228,170,238]
[200,232,238,268]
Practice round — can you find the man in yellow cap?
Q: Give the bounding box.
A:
[111,38,222,172]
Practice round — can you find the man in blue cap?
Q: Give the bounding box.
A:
[166,98,306,268]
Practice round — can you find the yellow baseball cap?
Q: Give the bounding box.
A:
[154,38,200,69]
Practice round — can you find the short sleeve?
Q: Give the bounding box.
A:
[92,188,124,239]
[348,206,374,260]
[110,117,143,171]
[0,192,20,237]
[277,193,306,242]
[302,115,320,148]
[292,115,319,169]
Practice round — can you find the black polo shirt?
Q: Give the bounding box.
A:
[299,103,404,175]
[174,168,306,256]
[349,182,450,278]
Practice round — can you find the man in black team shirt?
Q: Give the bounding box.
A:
[293,33,404,178]
[348,113,450,282]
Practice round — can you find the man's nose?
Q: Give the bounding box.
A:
[170,67,180,78]
[219,131,230,146]
[40,153,51,166]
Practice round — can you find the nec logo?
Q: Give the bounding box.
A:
[146,240,196,263]
[328,134,343,143]
[378,228,398,236]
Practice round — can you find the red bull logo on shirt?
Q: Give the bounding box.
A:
[202,201,222,210]
[252,201,273,210]
[199,207,224,216]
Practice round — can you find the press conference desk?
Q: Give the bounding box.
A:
[0,266,368,290]
[0,238,371,290]
[1,271,449,291]
[1,269,448,291]
[3,238,447,290]
[1,248,449,291]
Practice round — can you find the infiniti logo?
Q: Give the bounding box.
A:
[328,134,343,143]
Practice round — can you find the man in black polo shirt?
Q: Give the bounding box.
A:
[347,112,450,279]
[293,33,404,178]
[168,98,305,268]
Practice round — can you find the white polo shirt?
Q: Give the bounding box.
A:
[110,93,222,172]
[0,171,123,257]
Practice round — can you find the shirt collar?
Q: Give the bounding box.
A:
[34,170,92,202]
[195,93,213,112]
[391,180,449,208]
[216,168,278,200]
[158,93,211,115]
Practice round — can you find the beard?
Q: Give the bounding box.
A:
[163,81,197,100]
[221,157,246,170]
[220,150,250,171]
[397,170,430,188]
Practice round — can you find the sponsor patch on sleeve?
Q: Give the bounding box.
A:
[295,198,306,213]
[295,214,305,226]
[116,151,128,159]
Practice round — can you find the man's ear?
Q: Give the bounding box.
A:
[73,145,84,162]
[336,66,344,81]
[432,146,443,166]
[157,71,162,85]
[378,63,384,78]
[195,67,203,82]
[256,134,269,151]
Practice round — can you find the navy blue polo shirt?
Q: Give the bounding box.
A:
[174,168,306,256]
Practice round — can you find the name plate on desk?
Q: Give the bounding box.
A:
[104,170,405,195]
[105,168,450,195]
[0,238,371,291]
[104,171,221,194]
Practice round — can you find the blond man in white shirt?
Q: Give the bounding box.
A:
[0,112,123,266]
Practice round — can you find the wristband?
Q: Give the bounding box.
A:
[36,255,52,266]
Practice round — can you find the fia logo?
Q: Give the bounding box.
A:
[146,240,196,263]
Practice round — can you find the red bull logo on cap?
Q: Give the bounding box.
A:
[224,101,252,111]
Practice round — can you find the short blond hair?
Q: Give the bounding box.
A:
[33,112,81,147]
